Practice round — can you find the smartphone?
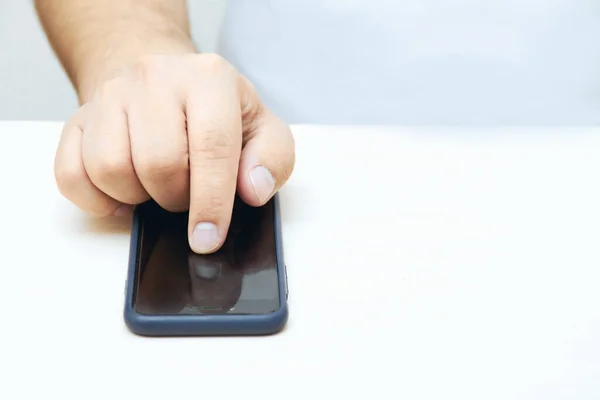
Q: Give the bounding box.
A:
[123,194,288,336]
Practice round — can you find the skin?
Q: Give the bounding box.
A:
[35,0,295,254]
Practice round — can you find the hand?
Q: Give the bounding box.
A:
[54,54,295,254]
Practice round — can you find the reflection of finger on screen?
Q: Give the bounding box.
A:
[188,255,221,280]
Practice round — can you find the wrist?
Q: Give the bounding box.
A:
[75,32,196,103]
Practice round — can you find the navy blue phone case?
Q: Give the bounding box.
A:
[123,194,289,337]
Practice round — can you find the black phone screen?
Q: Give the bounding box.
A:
[133,197,280,315]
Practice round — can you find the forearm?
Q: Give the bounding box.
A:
[35,0,196,103]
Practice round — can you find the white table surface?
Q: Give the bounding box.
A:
[1,122,599,399]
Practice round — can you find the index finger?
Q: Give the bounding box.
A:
[185,64,242,254]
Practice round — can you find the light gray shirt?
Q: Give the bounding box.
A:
[218,0,600,125]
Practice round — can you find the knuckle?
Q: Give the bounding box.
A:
[62,110,84,133]
[54,162,84,197]
[136,155,188,182]
[132,54,169,86]
[193,54,239,83]
[195,53,232,76]
[190,123,235,160]
[93,77,125,101]
[88,156,132,182]
[134,55,158,77]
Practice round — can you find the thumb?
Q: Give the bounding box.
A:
[237,107,295,207]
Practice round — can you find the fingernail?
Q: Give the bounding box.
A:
[191,222,220,253]
[113,204,134,217]
[249,165,275,204]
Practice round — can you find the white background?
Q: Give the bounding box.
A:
[1,123,599,399]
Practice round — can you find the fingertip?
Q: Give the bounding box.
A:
[189,221,221,254]
[237,113,295,207]
[236,164,273,207]
[249,165,276,204]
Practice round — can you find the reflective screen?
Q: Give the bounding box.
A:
[133,197,280,315]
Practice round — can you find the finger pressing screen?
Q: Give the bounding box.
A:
[185,70,242,254]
